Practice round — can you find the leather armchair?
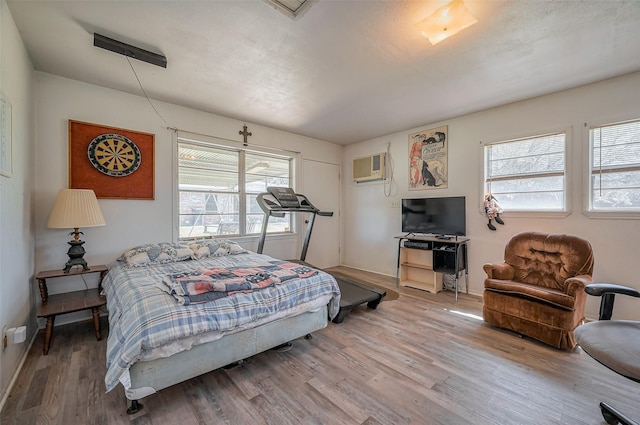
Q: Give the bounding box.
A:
[482,231,594,349]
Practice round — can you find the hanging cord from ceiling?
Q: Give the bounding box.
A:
[121,47,298,157]
[126,56,170,126]
[125,56,296,157]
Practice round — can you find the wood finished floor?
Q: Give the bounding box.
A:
[2,266,639,425]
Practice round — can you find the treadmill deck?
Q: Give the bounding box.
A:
[327,273,386,323]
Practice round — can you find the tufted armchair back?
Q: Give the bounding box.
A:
[504,232,594,291]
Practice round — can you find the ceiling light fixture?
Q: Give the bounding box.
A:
[416,0,478,45]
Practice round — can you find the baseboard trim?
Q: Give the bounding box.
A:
[0,330,38,412]
[335,264,483,298]
[335,264,396,279]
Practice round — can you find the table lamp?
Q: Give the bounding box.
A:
[47,189,106,273]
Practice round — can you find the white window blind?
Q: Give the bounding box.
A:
[484,132,566,211]
[177,139,293,239]
[589,119,640,211]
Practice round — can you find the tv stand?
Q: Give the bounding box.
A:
[395,234,469,301]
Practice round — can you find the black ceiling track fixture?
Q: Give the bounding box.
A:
[93,33,167,68]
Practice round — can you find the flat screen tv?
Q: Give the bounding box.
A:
[401,196,466,236]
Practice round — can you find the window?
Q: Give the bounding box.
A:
[177,138,293,239]
[484,132,566,211]
[589,119,640,212]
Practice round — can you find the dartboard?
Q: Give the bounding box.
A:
[87,133,141,177]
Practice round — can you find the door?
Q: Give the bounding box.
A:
[302,159,340,268]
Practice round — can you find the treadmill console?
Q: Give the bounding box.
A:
[267,187,300,208]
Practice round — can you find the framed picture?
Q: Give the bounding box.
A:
[68,120,155,199]
[0,92,12,178]
[408,125,448,190]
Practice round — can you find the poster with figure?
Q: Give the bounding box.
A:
[408,125,448,190]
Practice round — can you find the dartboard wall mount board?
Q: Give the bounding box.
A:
[69,120,155,199]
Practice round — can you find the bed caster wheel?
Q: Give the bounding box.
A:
[272,342,293,352]
[222,359,245,369]
[304,334,313,340]
[127,400,143,415]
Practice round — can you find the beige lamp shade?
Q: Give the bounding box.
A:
[47,189,106,229]
[416,0,478,45]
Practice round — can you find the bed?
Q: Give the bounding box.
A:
[102,240,341,413]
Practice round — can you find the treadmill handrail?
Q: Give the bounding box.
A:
[256,189,333,261]
[256,192,321,215]
[266,205,318,213]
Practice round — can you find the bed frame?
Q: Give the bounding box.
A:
[123,306,328,413]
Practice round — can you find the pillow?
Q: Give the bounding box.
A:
[188,239,247,259]
[119,242,194,268]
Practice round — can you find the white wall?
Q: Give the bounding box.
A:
[0,0,35,406]
[34,72,342,323]
[342,71,640,322]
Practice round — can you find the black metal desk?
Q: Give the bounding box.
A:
[395,234,469,300]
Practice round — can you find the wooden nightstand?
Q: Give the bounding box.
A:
[35,265,108,355]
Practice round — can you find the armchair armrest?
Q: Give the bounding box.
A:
[584,283,640,320]
[585,283,640,298]
[564,275,592,297]
[483,263,514,280]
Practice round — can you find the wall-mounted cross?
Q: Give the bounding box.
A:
[239,125,252,146]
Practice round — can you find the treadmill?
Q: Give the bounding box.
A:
[256,187,386,323]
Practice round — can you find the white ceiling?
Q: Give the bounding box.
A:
[7,0,640,145]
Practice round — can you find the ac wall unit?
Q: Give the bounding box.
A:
[353,152,386,182]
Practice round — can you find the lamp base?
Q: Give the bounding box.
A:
[64,240,89,273]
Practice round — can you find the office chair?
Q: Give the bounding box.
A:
[574,283,640,425]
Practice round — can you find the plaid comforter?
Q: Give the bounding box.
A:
[103,252,340,392]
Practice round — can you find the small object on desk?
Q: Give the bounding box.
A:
[35,264,108,355]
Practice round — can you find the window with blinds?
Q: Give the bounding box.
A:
[589,119,640,211]
[177,139,293,239]
[484,132,566,211]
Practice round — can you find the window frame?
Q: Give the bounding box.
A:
[175,134,296,241]
[481,127,571,218]
[584,115,640,219]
